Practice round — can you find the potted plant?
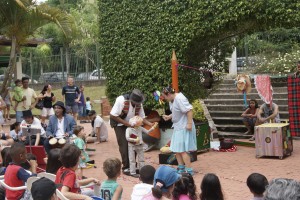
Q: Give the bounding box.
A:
[192,99,210,152]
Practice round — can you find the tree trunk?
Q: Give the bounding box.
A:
[1,36,17,95]
[85,50,89,74]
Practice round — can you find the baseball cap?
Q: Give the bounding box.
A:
[31,177,59,200]
[153,165,181,192]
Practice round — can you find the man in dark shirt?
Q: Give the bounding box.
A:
[62,76,80,121]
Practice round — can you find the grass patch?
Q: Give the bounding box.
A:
[11,86,107,116]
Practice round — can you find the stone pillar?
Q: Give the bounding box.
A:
[16,55,22,80]
[100,96,112,117]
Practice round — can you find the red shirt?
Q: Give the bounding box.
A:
[55,167,80,194]
[4,164,25,200]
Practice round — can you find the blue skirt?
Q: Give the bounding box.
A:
[170,126,197,153]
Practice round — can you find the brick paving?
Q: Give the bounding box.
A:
[4,119,300,200]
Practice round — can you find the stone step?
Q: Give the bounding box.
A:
[205,99,288,105]
[221,77,287,84]
[215,124,248,132]
[206,105,289,111]
[212,116,289,125]
[218,82,287,89]
[215,87,287,93]
[209,93,287,99]
[210,110,289,118]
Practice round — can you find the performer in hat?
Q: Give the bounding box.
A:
[110,89,153,175]
[44,101,77,154]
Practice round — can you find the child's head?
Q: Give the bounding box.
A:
[140,165,156,184]
[46,148,62,174]
[103,157,121,179]
[1,147,12,167]
[247,173,268,196]
[59,144,81,169]
[14,79,22,86]
[249,99,258,108]
[86,97,90,101]
[129,116,143,127]
[9,142,27,164]
[73,125,84,137]
[10,122,20,131]
[200,173,224,200]
[173,173,197,200]
[152,165,181,199]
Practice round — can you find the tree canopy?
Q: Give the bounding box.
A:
[99,0,300,107]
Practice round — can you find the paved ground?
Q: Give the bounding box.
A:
[3,119,300,200]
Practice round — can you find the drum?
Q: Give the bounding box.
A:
[49,137,66,149]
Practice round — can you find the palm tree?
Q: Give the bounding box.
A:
[0,0,75,94]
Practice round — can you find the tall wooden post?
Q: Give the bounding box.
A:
[171,50,179,92]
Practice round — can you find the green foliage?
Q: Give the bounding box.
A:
[99,0,300,107]
[192,99,206,122]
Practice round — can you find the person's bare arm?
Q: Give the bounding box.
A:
[266,104,279,120]
[142,118,154,126]
[186,110,193,131]
[61,186,92,200]
[112,185,123,200]
[34,133,40,146]
[241,108,251,117]
[77,177,100,186]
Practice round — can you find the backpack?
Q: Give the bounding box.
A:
[110,93,141,128]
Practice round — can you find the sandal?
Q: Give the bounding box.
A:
[249,136,255,141]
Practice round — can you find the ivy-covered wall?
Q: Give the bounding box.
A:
[99,0,300,108]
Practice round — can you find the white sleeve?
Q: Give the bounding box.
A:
[110,96,125,116]
[94,117,102,128]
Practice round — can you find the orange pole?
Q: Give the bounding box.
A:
[171,50,179,92]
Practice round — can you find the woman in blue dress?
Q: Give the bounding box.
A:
[161,86,197,175]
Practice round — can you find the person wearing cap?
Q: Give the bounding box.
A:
[142,165,181,199]
[31,177,58,200]
[88,110,108,143]
[110,89,153,175]
[44,101,77,154]
[13,76,38,122]
[19,110,46,146]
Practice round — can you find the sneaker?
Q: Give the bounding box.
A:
[122,168,130,175]
[143,144,156,152]
[186,168,194,176]
[130,173,140,178]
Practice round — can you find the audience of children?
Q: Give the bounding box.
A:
[4,142,37,200]
[131,165,156,200]
[126,116,157,178]
[100,157,123,200]
[247,173,268,200]
[172,172,197,200]
[200,173,224,200]
[55,144,100,199]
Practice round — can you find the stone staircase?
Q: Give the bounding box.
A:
[205,77,288,138]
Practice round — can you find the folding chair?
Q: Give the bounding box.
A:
[26,176,40,191]
[0,179,27,200]
[37,172,56,181]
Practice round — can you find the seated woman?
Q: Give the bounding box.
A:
[241,99,259,137]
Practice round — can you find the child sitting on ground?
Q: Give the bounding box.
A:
[100,157,123,200]
[9,122,21,142]
[55,144,100,200]
[13,79,26,111]
[73,125,94,179]
[172,172,197,200]
[126,116,157,178]
[131,165,156,200]
[247,173,268,200]
[4,142,37,200]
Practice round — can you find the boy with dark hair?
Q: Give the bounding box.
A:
[55,144,100,200]
[131,165,156,200]
[31,177,58,200]
[247,173,268,200]
[4,142,37,200]
[100,157,123,200]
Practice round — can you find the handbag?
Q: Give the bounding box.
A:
[219,138,234,149]
[35,99,44,110]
